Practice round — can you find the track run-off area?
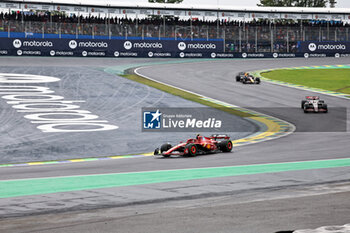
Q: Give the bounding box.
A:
[0,57,350,233]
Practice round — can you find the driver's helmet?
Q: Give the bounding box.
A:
[244,72,249,77]
[196,134,200,139]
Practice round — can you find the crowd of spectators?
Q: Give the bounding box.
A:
[0,11,349,52]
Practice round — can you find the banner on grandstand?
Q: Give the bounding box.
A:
[55,5,76,12]
[331,14,344,20]
[250,12,269,19]
[22,4,54,11]
[187,11,206,17]
[156,10,175,16]
[0,2,20,9]
[283,14,300,20]
[89,7,108,13]
[313,14,332,20]
[298,41,350,53]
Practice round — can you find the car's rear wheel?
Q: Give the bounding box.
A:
[161,143,172,157]
[186,144,197,157]
[219,140,233,152]
[236,76,240,82]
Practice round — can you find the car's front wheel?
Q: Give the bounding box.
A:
[322,104,328,113]
[160,143,172,157]
[301,100,306,109]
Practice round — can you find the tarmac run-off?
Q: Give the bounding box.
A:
[0,73,118,132]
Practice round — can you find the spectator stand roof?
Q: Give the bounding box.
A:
[1,0,350,21]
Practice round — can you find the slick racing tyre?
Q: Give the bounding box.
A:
[236,76,241,82]
[219,140,233,152]
[301,100,306,109]
[255,77,261,84]
[186,143,197,157]
[322,104,328,113]
[160,143,172,157]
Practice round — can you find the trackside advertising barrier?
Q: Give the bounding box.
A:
[298,41,350,58]
[0,38,349,58]
[0,38,222,58]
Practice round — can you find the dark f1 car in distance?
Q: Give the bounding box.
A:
[301,96,328,113]
[236,72,261,84]
[154,134,233,158]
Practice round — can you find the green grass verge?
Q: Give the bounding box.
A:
[121,74,254,118]
[261,69,350,95]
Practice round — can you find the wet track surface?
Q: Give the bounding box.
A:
[0,59,253,163]
[0,57,350,233]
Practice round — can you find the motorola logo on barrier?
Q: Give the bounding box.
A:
[308,43,317,52]
[13,39,22,48]
[124,40,163,50]
[124,41,132,50]
[69,40,78,49]
[178,42,186,51]
[308,42,346,51]
[69,40,108,49]
[0,73,118,133]
[318,44,346,50]
[13,39,53,48]
[178,41,216,51]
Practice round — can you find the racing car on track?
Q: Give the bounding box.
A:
[301,96,328,113]
[236,72,261,84]
[154,134,233,158]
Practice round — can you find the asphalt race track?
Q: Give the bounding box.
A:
[0,57,350,233]
[0,58,254,163]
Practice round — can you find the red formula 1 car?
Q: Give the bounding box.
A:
[154,134,233,158]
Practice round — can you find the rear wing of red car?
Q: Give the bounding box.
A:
[211,134,230,140]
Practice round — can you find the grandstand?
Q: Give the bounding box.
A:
[0,0,350,54]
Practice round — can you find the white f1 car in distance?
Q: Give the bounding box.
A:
[301,96,328,113]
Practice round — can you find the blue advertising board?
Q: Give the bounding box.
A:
[0,38,348,58]
[0,38,224,57]
[298,41,350,53]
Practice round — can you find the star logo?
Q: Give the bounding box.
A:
[150,109,162,123]
[143,109,162,129]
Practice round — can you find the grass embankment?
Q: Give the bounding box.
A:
[122,74,254,118]
[261,69,350,95]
